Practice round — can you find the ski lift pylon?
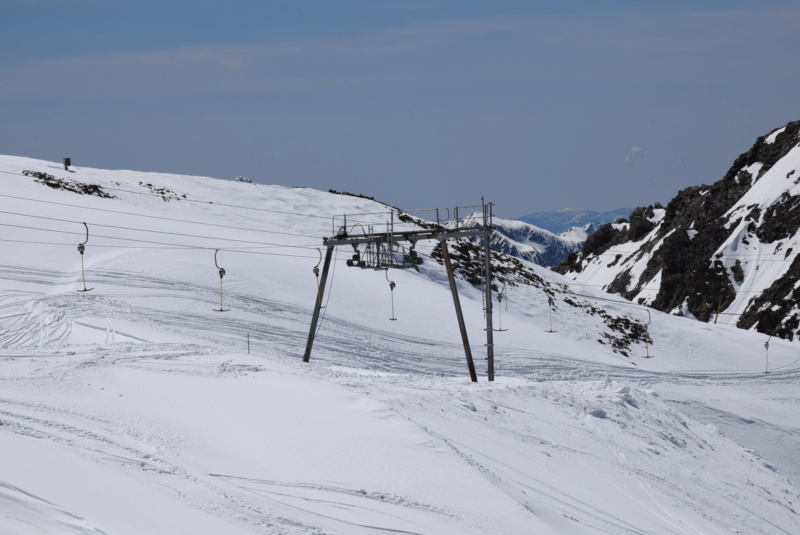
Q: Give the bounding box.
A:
[77,222,93,292]
[493,282,508,332]
[213,249,230,312]
[386,270,397,321]
[643,309,654,358]
[545,294,557,333]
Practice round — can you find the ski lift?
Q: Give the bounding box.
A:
[642,309,654,358]
[77,222,93,292]
[494,282,508,332]
[213,249,229,312]
[313,248,325,309]
[386,270,397,321]
[544,295,557,333]
[346,244,362,267]
[402,239,423,267]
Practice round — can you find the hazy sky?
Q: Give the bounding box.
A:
[2,0,799,218]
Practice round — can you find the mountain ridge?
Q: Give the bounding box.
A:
[556,119,800,339]
[489,217,584,268]
[517,207,634,234]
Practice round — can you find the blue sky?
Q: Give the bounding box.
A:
[2,0,799,218]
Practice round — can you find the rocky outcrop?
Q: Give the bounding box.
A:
[23,170,116,199]
[556,120,800,338]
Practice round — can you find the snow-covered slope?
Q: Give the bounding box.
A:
[1,155,799,534]
[557,222,594,242]
[557,120,800,340]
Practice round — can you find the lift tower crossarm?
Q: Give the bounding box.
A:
[322,227,482,248]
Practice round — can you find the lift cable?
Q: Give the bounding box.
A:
[6,169,798,261]
[0,210,321,249]
[0,203,774,320]
[0,235,340,260]
[567,249,797,262]
[0,222,319,253]
[1,172,454,234]
[3,169,449,230]
[0,169,333,220]
[0,192,322,239]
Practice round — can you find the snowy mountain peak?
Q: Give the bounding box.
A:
[556,222,597,242]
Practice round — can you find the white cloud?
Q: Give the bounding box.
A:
[623,146,643,165]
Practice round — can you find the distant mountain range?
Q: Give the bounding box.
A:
[517,208,635,234]
[489,217,585,268]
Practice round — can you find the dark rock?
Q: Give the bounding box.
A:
[554,120,800,337]
[731,260,744,283]
[23,170,116,199]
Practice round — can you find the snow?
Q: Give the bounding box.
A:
[632,269,662,305]
[0,155,799,534]
[647,208,665,224]
[557,224,591,242]
[566,228,674,297]
[489,216,583,267]
[735,162,764,185]
[726,147,800,221]
[706,145,800,322]
[766,126,787,144]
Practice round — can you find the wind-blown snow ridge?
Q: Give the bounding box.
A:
[0,155,798,534]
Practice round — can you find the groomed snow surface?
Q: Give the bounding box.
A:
[0,156,799,534]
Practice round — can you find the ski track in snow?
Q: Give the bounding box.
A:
[0,389,341,534]
[331,372,799,535]
[3,261,800,533]
[3,260,800,533]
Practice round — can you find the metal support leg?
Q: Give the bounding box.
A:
[303,245,334,362]
[483,203,495,382]
[81,255,88,290]
[441,240,478,382]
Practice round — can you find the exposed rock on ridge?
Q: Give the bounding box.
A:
[556,120,800,339]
